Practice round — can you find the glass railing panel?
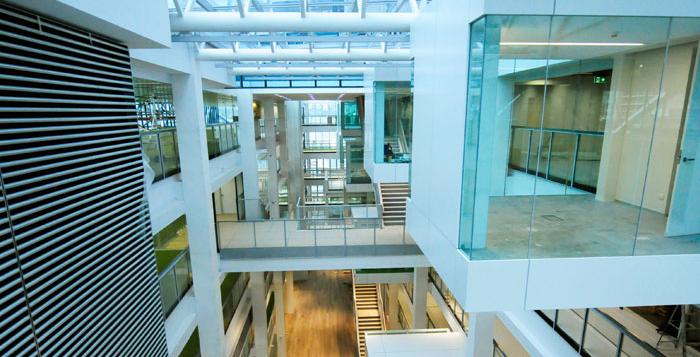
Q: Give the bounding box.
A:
[159,270,178,316]
[159,130,181,177]
[253,220,285,248]
[218,221,255,249]
[527,130,543,174]
[375,224,405,245]
[509,128,530,171]
[573,134,603,192]
[314,219,345,247]
[284,220,315,247]
[174,252,191,297]
[141,133,164,181]
[344,218,376,246]
[547,132,576,186]
[207,126,221,159]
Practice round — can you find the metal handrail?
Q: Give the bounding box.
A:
[158,248,190,280]
[365,329,451,336]
[591,309,664,357]
[537,308,665,357]
[511,125,604,136]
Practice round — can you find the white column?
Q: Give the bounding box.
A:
[411,267,429,329]
[237,90,262,219]
[263,99,280,218]
[284,102,303,217]
[284,271,295,314]
[466,312,495,357]
[273,272,287,357]
[251,272,269,357]
[171,47,225,357]
[387,284,400,329]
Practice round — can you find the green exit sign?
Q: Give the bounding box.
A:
[593,76,608,84]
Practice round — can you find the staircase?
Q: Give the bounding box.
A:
[379,183,410,226]
[353,282,385,357]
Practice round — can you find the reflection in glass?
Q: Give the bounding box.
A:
[374,81,413,163]
[460,15,700,259]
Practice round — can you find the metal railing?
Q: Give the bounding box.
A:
[302,141,338,151]
[509,125,604,193]
[537,308,664,357]
[296,200,381,222]
[141,127,181,182]
[158,249,192,318]
[303,168,346,179]
[207,122,240,159]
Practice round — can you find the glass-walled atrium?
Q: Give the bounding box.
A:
[460,15,700,259]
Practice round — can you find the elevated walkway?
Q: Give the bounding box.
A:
[217,218,427,272]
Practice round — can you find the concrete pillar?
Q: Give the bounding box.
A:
[262,99,280,218]
[237,91,262,219]
[411,267,429,329]
[466,312,495,357]
[273,272,287,357]
[387,284,400,329]
[171,46,225,357]
[284,271,295,314]
[284,102,303,217]
[251,272,269,357]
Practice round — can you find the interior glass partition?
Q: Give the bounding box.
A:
[374,81,413,163]
[204,91,240,159]
[460,15,700,259]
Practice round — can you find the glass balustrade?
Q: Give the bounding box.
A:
[207,122,241,159]
[222,272,250,331]
[140,128,181,182]
[216,200,417,259]
[158,249,192,318]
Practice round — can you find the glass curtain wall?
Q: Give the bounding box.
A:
[134,78,180,181]
[374,81,413,163]
[460,15,700,259]
[203,91,240,159]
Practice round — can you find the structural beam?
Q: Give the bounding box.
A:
[198,48,411,61]
[216,61,412,68]
[173,34,411,43]
[170,12,413,32]
[230,67,370,76]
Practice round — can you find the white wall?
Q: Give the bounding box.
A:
[598,44,696,214]
[11,0,171,48]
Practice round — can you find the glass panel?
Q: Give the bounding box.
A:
[174,254,190,298]
[635,17,700,256]
[159,271,178,316]
[159,131,180,177]
[253,220,286,247]
[141,133,164,181]
[461,15,553,259]
[207,126,220,159]
[374,81,413,163]
[529,16,672,258]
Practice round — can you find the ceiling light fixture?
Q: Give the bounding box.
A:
[501,42,644,47]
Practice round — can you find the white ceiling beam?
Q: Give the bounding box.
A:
[300,0,307,17]
[231,67,370,75]
[217,62,412,68]
[171,12,414,32]
[358,0,366,18]
[173,34,410,43]
[198,48,412,61]
[196,0,215,11]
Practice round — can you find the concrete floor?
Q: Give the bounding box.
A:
[285,271,357,357]
[467,194,700,259]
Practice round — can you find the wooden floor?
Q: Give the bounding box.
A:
[285,270,358,357]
